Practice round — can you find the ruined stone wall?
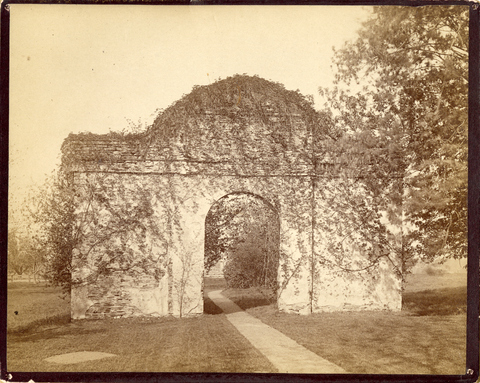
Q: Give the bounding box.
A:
[311,177,403,312]
[70,171,172,319]
[63,82,403,319]
[64,132,403,319]
[65,132,317,319]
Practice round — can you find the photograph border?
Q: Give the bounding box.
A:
[1,1,478,382]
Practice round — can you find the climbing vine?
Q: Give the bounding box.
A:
[33,74,406,316]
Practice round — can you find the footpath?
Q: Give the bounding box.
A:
[208,290,347,374]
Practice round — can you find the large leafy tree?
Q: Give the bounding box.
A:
[21,170,77,290]
[8,228,26,277]
[320,6,468,268]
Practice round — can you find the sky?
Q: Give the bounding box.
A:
[9,4,372,215]
[8,4,467,273]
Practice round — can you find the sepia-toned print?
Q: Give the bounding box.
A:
[7,4,469,376]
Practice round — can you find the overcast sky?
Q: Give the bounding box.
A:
[9,4,372,212]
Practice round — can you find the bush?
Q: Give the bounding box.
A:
[223,243,278,290]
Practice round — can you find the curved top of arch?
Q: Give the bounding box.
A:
[206,191,279,219]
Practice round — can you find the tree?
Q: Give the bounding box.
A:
[8,228,26,277]
[320,5,468,270]
[26,170,76,290]
[205,193,280,290]
[223,227,279,290]
[26,162,168,293]
[8,227,46,282]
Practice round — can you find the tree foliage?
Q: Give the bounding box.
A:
[205,193,279,289]
[24,170,76,290]
[7,228,39,277]
[25,168,169,293]
[320,5,468,267]
[143,74,329,170]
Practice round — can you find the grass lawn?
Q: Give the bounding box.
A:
[222,273,468,375]
[7,283,71,333]
[7,280,275,372]
[7,273,469,374]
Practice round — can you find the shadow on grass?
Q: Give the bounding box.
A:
[9,322,107,342]
[203,277,228,315]
[8,313,72,335]
[204,277,228,292]
[222,287,275,311]
[203,277,275,313]
[403,286,467,316]
[204,296,224,315]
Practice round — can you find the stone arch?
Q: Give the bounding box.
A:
[204,192,280,292]
[64,74,403,320]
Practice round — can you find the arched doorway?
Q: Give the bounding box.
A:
[203,193,280,313]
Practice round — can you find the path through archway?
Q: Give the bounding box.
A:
[203,193,280,313]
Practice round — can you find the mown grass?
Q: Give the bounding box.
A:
[403,286,467,316]
[7,274,469,374]
[7,314,276,372]
[245,305,466,375]
[402,273,467,316]
[203,277,227,315]
[404,273,467,292]
[7,279,275,373]
[220,286,274,311]
[222,273,468,375]
[7,282,71,334]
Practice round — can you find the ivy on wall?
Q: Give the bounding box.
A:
[36,74,406,315]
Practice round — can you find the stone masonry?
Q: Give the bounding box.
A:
[62,75,403,319]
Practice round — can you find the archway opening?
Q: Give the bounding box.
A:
[203,193,280,313]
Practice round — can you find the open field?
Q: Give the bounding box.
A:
[404,272,468,293]
[7,283,71,333]
[7,273,468,374]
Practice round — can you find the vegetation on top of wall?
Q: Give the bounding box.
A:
[61,75,333,171]
[141,74,332,165]
[147,74,325,138]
